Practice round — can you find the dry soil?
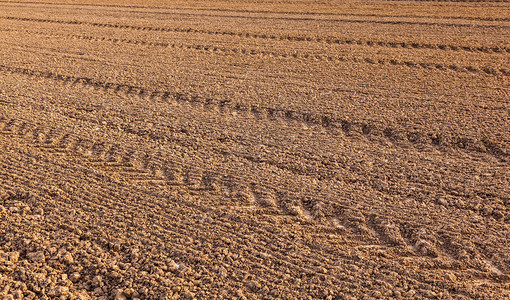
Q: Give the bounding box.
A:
[0,0,509,299]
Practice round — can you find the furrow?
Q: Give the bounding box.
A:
[0,152,378,294]
[4,28,509,80]
[4,141,506,288]
[4,109,507,226]
[3,115,507,268]
[3,13,509,29]
[3,2,510,22]
[1,65,507,165]
[3,19,510,55]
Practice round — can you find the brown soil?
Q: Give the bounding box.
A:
[0,0,509,299]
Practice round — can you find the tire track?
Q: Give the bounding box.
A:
[3,117,508,283]
[3,73,510,217]
[62,9,510,28]
[36,88,509,222]
[0,158,350,297]
[4,28,510,87]
[3,1,510,22]
[5,26,509,58]
[2,9,509,28]
[3,106,508,234]
[1,65,507,165]
[5,135,451,295]
[4,16,510,55]
[2,115,502,233]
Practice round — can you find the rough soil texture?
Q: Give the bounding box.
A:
[0,0,509,299]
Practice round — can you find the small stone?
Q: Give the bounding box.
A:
[34,208,44,215]
[123,288,135,297]
[93,287,104,295]
[62,253,74,264]
[8,251,20,263]
[92,275,102,287]
[167,260,180,272]
[47,286,69,297]
[446,273,457,281]
[11,289,23,299]
[27,251,45,263]
[76,290,91,300]
[246,280,261,292]
[70,272,81,283]
[436,197,448,206]
[114,290,127,300]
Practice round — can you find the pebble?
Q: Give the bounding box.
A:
[47,286,69,297]
[246,280,261,292]
[27,251,45,263]
[123,288,136,297]
[114,290,127,300]
[62,252,74,264]
[437,197,448,206]
[167,259,180,272]
[93,287,104,295]
[446,273,457,281]
[92,275,103,287]
[8,251,20,263]
[70,272,81,283]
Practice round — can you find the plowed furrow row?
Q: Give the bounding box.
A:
[7,144,504,292]
[4,111,508,225]
[0,150,386,297]
[3,115,508,280]
[3,2,510,23]
[3,13,509,29]
[1,65,507,164]
[70,9,510,28]
[1,153,498,298]
[5,1,510,22]
[3,17,510,55]
[3,91,508,219]
[6,26,509,60]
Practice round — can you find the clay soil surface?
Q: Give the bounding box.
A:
[1,0,510,299]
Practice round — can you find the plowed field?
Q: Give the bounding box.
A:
[1,0,509,299]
